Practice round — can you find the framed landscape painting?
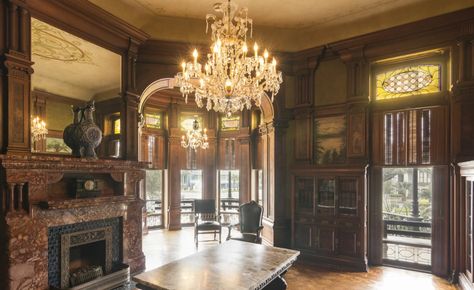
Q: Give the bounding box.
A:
[314,115,346,165]
[46,137,72,154]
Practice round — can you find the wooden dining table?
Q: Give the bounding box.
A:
[133,240,300,290]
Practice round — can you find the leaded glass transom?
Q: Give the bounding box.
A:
[376,65,441,100]
[145,113,161,129]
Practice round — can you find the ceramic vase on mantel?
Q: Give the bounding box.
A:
[63,101,103,159]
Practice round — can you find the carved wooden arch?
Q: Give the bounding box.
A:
[138,77,276,121]
[259,93,275,123]
[137,78,175,115]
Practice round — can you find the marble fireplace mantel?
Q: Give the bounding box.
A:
[0,154,147,290]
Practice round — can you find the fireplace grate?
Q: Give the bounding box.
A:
[70,265,103,287]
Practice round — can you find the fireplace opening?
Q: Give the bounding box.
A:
[69,240,106,285]
[49,218,130,289]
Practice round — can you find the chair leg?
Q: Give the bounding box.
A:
[195,228,198,248]
[219,229,221,243]
[214,231,216,240]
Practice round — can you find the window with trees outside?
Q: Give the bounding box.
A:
[382,167,432,268]
[219,170,240,224]
[180,170,203,224]
[145,170,163,229]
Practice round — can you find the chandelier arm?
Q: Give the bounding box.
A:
[176,0,282,115]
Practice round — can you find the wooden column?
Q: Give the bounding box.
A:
[123,92,139,160]
[121,41,140,160]
[272,119,290,247]
[1,1,33,154]
[203,129,217,200]
[238,133,251,203]
[167,103,182,230]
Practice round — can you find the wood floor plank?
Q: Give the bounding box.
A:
[142,228,455,290]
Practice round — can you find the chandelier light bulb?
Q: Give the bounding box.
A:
[192,49,198,63]
[174,0,283,115]
[31,116,48,142]
[225,79,233,95]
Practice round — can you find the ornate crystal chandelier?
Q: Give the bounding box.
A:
[181,119,209,151]
[31,116,48,142]
[174,0,282,116]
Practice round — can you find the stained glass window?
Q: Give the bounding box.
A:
[113,118,121,134]
[221,116,240,131]
[145,113,161,129]
[375,64,441,100]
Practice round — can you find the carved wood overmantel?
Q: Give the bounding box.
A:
[0,0,150,157]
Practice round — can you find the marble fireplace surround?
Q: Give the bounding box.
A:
[0,155,147,290]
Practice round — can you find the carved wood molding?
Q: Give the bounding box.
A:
[4,52,33,76]
[110,172,124,183]
[126,170,145,184]
[27,0,149,53]
[0,154,147,171]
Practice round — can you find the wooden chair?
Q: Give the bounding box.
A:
[194,199,222,247]
[227,200,264,244]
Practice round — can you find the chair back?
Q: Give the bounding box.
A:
[239,201,263,234]
[194,199,216,221]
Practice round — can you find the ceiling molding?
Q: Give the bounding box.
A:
[27,0,150,53]
[286,7,474,63]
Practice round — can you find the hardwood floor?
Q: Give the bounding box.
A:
[142,228,455,290]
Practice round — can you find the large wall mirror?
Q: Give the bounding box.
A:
[30,18,122,157]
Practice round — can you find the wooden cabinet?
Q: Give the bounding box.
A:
[291,167,367,270]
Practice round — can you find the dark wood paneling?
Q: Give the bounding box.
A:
[294,110,312,162]
[432,165,450,276]
[368,166,383,265]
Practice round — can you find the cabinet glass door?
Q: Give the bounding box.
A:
[295,177,315,215]
[317,178,335,215]
[338,178,358,216]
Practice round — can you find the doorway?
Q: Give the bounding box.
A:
[382,167,432,271]
[144,170,165,231]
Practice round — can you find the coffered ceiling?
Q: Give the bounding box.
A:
[89,0,474,52]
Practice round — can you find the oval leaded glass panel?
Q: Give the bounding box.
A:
[376,64,441,100]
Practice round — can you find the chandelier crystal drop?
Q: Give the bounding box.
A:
[31,116,48,142]
[174,0,283,116]
[181,119,209,151]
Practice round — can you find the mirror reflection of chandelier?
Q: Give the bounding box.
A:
[181,119,209,151]
[31,116,48,142]
[174,0,283,116]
